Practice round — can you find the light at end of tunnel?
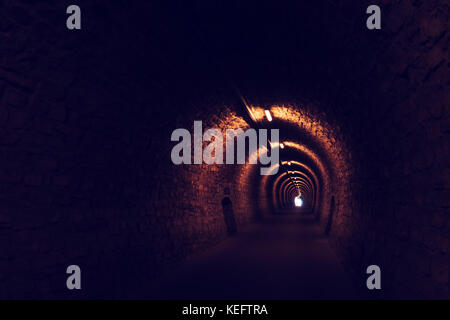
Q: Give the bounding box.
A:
[264,110,273,122]
[295,196,303,207]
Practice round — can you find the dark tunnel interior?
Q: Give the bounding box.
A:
[0,0,448,299]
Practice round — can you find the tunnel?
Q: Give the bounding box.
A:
[0,1,448,300]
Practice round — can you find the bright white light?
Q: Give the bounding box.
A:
[294,196,303,207]
[280,143,284,149]
[264,110,273,122]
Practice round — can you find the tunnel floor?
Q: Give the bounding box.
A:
[147,210,362,299]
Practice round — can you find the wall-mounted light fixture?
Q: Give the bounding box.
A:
[264,110,273,122]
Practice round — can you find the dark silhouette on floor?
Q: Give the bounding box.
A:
[222,197,237,235]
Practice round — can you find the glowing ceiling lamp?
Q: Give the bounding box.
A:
[287,161,291,166]
[294,196,303,207]
[280,143,285,149]
[264,110,273,122]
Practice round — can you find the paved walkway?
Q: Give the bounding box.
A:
[147,210,361,299]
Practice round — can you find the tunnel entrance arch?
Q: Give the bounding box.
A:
[325,196,335,235]
[221,197,237,235]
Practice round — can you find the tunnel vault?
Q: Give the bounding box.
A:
[2,0,447,300]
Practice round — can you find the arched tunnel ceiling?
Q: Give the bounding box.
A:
[249,103,346,211]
